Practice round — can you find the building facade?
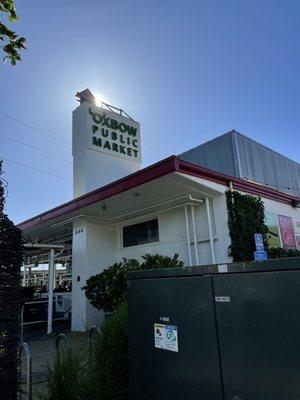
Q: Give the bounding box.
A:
[18,91,300,331]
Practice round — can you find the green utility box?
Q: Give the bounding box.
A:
[128,258,300,400]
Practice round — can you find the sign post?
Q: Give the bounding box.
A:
[254,234,268,261]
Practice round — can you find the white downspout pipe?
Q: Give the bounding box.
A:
[22,267,26,287]
[47,248,55,335]
[53,264,56,289]
[205,198,216,264]
[184,205,192,266]
[191,204,199,265]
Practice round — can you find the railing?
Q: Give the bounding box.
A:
[19,327,100,398]
[102,102,135,121]
[55,333,70,358]
[19,342,32,400]
[88,325,99,356]
[21,299,72,340]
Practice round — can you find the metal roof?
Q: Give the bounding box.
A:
[180,130,300,196]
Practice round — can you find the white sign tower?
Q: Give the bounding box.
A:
[72,89,141,198]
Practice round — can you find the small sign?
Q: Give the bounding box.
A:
[217,264,228,273]
[254,233,265,252]
[154,323,165,349]
[154,323,178,352]
[215,296,231,303]
[254,250,268,261]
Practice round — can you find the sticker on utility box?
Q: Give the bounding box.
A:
[154,324,178,352]
[215,296,231,303]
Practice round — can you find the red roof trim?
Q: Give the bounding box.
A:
[178,159,232,186]
[178,159,297,204]
[17,156,179,231]
[18,156,299,231]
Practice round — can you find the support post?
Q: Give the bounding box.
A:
[205,198,216,264]
[184,205,192,266]
[47,248,55,335]
[191,204,199,265]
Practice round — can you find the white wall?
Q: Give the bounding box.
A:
[117,207,190,264]
[71,219,88,331]
[117,196,231,266]
[212,195,232,264]
[238,190,300,248]
[71,184,300,331]
[262,196,300,246]
[71,193,234,331]
[72,218,117,331]
[71,198,231,331]
[262,197,300,224]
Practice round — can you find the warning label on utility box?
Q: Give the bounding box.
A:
[154,323,178,352]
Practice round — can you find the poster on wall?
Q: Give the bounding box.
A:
[296,235,300,249]
[265,211,281,248]
[278,215,297,249]
[294,220,300,250]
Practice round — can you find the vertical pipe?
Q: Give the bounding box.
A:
[47,248,55,335]
[22,267,26,287]
[184,205,192,266]
[21,305,24,344]
[191,204,199,265]
[53,264,56,289]
[206,198,216,264]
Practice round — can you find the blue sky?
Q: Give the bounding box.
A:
[1,0,300,223]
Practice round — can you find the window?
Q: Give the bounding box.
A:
[123,219,159,248]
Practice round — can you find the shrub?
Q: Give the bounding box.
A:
[91,301,128,400]
[0,161,22,400]
[226,190,268,262]
[41,348,89,400]
[83,258,139,313]
[83,253,184,313]
[268,247,300,259]
[141,253,184,270]
[41,303,129,400]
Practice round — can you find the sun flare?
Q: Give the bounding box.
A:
[94,93,108,107]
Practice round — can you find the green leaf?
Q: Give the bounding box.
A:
[0,0,26,65]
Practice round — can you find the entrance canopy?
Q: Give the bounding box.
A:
[19,167,227,250]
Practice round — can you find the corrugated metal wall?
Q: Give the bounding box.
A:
[180,130,300,196]
[180,131,239,177]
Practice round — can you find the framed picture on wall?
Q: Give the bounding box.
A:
[265,211,281,248]
[278,215,297,249]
